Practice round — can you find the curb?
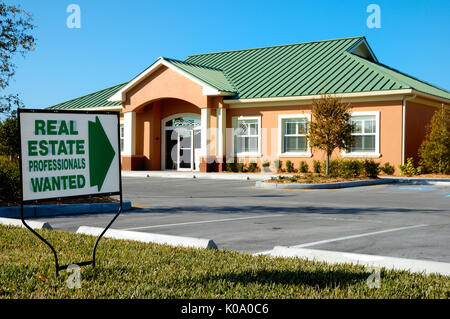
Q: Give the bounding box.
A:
[266,246,450,276]
[0,217,52,230]
[0,201,132,219]
[76,226,218,249]
[123,170,276,181]
[383,177,450,186]
[255,178,395,189]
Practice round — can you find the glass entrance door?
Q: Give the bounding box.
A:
[177,129,192,170]
[164,116,201,171]
[177,127,201,171]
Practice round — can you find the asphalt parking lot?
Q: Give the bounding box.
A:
[36,176,450,263]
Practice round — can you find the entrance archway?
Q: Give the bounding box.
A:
[161,113,201,171]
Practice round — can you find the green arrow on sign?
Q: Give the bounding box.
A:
[88,116,116,191]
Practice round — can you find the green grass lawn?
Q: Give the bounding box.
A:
[0,225,448,299]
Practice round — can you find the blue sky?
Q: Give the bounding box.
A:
[5,0,450,109]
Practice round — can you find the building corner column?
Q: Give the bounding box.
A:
[122,111,137,170]
[216,108,226,171]
[199,108,212,172]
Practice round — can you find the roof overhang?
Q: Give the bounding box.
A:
[108,57,233,102]
[59,105,123,112]
[224,89,450,108]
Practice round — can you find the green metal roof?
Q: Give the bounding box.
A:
[185,36,450,100]
[47,36,449,110]
[162,57,235,93]
[47,82,128,110]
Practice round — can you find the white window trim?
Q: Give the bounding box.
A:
[278,113,312,157]
[342,111,380,158]
[232,115,262,157]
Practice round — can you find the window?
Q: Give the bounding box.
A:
[120,123,124,152]
[343,111,380,157]
[278,114,311,156]
[233,116,261,155]
[350,116,376,152]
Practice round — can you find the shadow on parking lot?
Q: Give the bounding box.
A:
[199,268,370,289]
[130,205,444,216]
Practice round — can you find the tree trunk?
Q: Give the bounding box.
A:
[326,152,330,176]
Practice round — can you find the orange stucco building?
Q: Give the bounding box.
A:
[48,37,450,173]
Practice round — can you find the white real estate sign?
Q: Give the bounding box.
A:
[19,110,121,202]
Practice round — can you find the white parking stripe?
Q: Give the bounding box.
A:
[291,224,428,248]
[120,214,284,231]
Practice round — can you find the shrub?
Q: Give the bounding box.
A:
[418,108,450,174]
[226,162,235,172]
[262,160,270,167]
[399,158,422,176]
[288,175,299,183]
[299,161,309,173]
[0,157,20,202]
[236,163,245,172]
[322,160,340,177]
[362,159,380,178]
[248,162,258,173]
[285,160,295,173]
[339,160,362,177]
[313,160,321,174]
[380,162,395,175]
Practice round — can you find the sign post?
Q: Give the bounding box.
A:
[18,109,123,276]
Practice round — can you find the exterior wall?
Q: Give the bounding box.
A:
[117,62,445,173]
[130,99,201,170]
[404,100,437,165]
[225,100,404,171]
[123,66,208,112]
[121,65,207,170]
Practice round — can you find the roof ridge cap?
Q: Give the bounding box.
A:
[163,57,224,72]
[186,36,364,58]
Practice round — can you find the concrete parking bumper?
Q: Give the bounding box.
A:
[0,217,53,230]
[266,246,450,276]
[77,226,218,249]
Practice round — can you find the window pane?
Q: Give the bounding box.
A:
[351,136,363,152]
[284,136,307,152]
[284,119,308,135]
[362,135,375,152]
[237,122,248,136]
[248,136,258,152]
[285,121,297,134]
[351,136,375,152]
[298,120,307,134]
[249,123,258,135]
[364,119,376,133]
[237,136,247,153]
[352,120,362,133]
[237,120,258,136]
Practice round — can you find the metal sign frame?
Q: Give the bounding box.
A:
[18,108,123,277]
